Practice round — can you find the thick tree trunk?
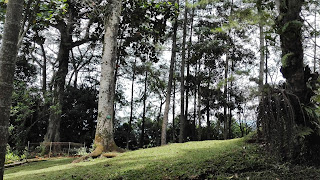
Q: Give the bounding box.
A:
[92,0,122,155]
[45,4,97,146]
[0,0,24,178]
[44,21,72,143]
[261,0,320,160]
[161,0,178,146]
[179,0,188,143]
[278,0,305,102]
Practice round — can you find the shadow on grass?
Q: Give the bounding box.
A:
[4,158,75,176]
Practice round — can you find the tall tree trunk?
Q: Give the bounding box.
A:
[44,20,72,143]
[0,0,24,178]
[206,69,211,140]
[140,70,148,148]
[216,115,221,139]
[265,38,268,84]
[185,1,194,133]
[172,73,176,142]
[238,112,244,137]
[196,58,202,140]
[228,61,234,139]
[156,99,164,146]
[314,9,317,72]
[264,0,320,160]
[197,82,201,141]
[39,42,47,95]
[257,0,265,138]
[161,0,178,146]
[92,0,122,156]
[224,0,233,140]
[278,0,305,101]
[179,0,188,143]
[126,58,136,149]
[223,55,228,140]
[192,78,197,141]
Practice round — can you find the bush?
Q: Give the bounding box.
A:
[5,144,26,164]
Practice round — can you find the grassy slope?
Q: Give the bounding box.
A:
[4,138,320,180]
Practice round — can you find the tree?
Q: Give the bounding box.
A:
[259,0,320,162]
[179,0,188,143]
[257,0,265,138]
[161,0,179,146]
[43,1,101,144]
[90,0,123,157]
[0,0,24,178]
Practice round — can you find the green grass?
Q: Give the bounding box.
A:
[4,138,320,179]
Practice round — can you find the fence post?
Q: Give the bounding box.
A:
[26,141,30,161]
[68,142,71,157]
[49,142,52,159]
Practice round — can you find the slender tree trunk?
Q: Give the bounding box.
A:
[228,61,234,139]
[185,2,194,132]
[126,58,136,149]
[192,79,197,141]
[223,55,228,140]
[257,0,265,138]
[179,0,188,143]
[238,112,244,137]
[172,73,176,142]
[216,115,221,139]
[265,39,268,84]
[197,59,202,141]
[92,0,122,156]
[140,70,148,148]
[74,71,78,88]
[314,9,317,72]
[156,100,164,146]
[161,0,178,146]
[206,69,211,140]
[197,82,201,141]
[39,43,47,94]
[0,0,24,178]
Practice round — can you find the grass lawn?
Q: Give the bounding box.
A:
[4,138,320,179]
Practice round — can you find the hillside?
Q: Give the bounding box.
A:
[4,138,320,180]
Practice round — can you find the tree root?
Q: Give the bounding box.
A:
[72,144,125,163]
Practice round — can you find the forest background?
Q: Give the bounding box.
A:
[0,0,320,178]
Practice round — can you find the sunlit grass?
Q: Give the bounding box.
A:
[4,138,320,179]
